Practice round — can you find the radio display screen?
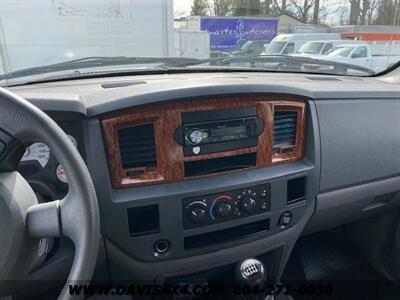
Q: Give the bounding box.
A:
[211,125,247,137]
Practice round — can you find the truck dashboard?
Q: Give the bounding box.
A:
[5,71,400,298]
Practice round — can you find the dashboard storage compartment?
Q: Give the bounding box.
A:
[127,205,160,237]
[184,153,256,177]
[184,219,270,251]
[287,176,307,205]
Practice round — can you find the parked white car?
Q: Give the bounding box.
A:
[318,43,400,73]
[262,33,341,55]
[296,40,365,58]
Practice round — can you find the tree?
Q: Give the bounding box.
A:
[262,0,273,13]
[233,0,262,15]
[366,0,380,24]
[281,0,287,11]
[358,0,379,25]
[213,0,234,16]
[271,0,287,13]
[191,0,210,16]
[313,0,320,24]
[289,0,316,23]
[360,0,370,24]
[338,3,350,24]
[373,0,399,25]
[349,0,361,24]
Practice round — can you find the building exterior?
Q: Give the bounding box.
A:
[252,13,330,33]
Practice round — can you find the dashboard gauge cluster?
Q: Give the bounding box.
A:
[55,134,77,184]
[18,129,82,199]
[21,143,51,167]
[56,164,68,183]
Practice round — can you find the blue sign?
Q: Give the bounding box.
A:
[200,17,278,51]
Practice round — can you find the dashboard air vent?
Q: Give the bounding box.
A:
[118,124,157,169]
[273,112,297,150]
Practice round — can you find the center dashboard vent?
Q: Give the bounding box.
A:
[273,111,297,150]
[118,124,157,169]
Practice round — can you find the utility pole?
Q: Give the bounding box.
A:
[246,0,251,15]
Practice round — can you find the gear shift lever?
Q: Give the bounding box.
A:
[235,258,267,287]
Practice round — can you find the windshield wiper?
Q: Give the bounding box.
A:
[0,56,208,81]
[1,54,374,85]
[204,55,375,75]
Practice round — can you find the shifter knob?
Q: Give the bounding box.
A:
[235,258,267,287]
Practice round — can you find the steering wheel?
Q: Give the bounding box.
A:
[0,87,100,299]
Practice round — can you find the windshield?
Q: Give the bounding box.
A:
[298,42,324,55]
[264,42,286,55]
[326,46,355,58]
[241,41,254,51]
[1,0,400,85]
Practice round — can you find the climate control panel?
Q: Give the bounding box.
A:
[183,184,271,229]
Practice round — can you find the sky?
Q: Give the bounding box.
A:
[174,0,194,18]
[173,0,344,25]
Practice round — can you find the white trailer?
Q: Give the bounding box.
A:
[174,30,210,59]
[0,0,174,73]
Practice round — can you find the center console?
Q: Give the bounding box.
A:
[92,93,318,285]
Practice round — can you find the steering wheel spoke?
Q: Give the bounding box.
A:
[27,190,97,243]
[27,200,61,238]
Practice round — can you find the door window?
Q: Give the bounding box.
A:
[283,43,295,54]
[321,43,333,54]
[352,46,368,58]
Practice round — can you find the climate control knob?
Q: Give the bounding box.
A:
[215,202,234,218]
[240,196,257,213]
[188,206,207,223]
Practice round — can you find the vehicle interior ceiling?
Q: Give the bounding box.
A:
[3,2,400,300]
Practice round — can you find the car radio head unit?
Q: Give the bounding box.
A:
[175,107,264,157]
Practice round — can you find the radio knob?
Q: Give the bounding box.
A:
[188,129,204,145]
[188,206,207,223]
[215,202,234,218]
[240,196,257,213]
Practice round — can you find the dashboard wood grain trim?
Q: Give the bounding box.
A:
[101,95,306,188]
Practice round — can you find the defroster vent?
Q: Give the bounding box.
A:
[273,112,297,149]
[118,124,157,169]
